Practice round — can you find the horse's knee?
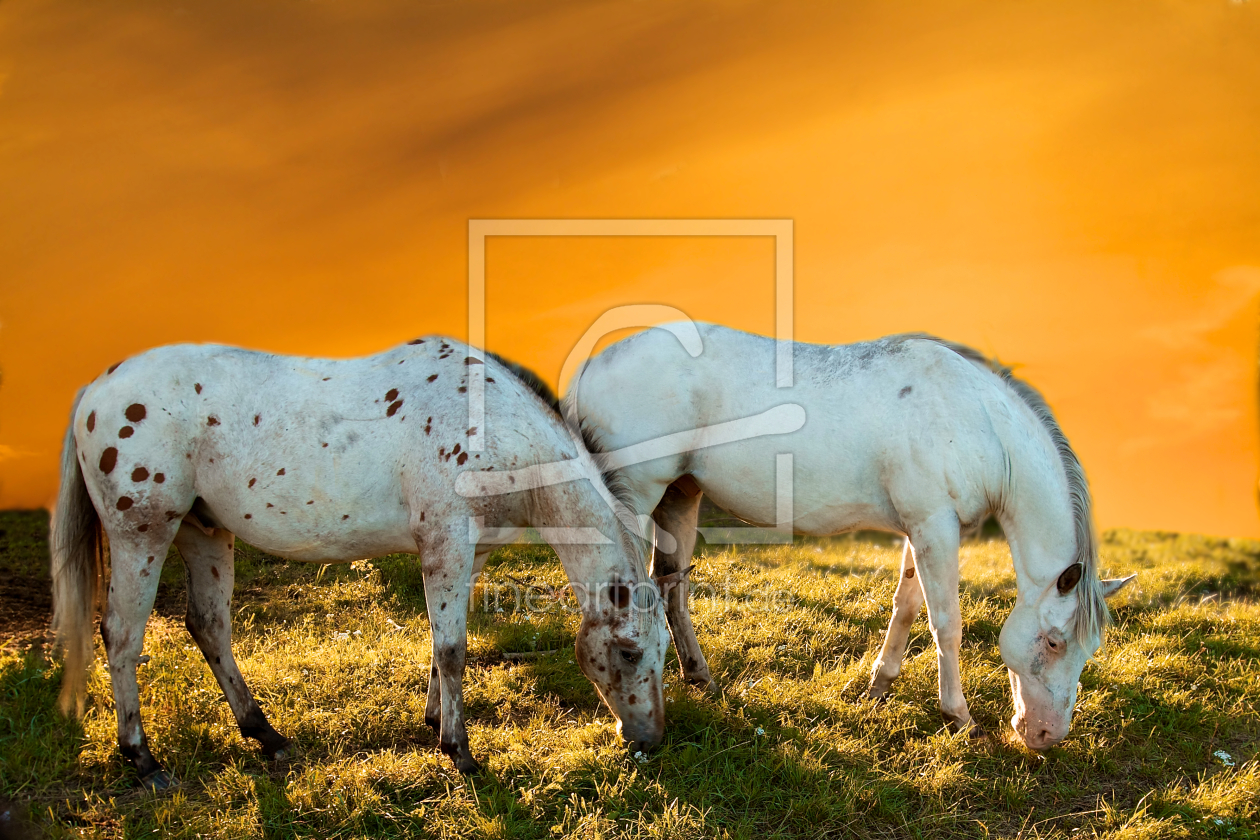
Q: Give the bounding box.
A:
[434,644,463,673]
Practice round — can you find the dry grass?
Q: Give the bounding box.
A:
[1,510,1257,839]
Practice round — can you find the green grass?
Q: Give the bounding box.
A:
[1,509,1258,839]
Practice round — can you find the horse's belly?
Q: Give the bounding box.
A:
[197,464,420,563]
[694,438,902,536]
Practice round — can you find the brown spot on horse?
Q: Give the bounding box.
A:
[248,478,256,488]
[387,400,403,416]
[244,514,252,519]
[99,448,118,474]
[138,524,149,532]
[277,468,285,476]
[87,411,96,432]
[408,338,424,345]
[132,467,149,482]
[116,497,134,511]
[906,568,915,579]
[254,415,261,426]
[107,362,122,375]
[119,426,134,439]
[207,416,220,426]
[125,404,147,423]
[427,374,438,383]
[211,567,220,580]
[154,473,165,483]
[457,452,468,465]
[386,388,399,402]
[195,383,202,394]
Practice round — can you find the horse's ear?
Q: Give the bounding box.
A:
[1056,563,1083,595]
[608,584,631,609]
[1100,574,1137,599]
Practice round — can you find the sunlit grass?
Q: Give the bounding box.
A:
[1,511,1257,838]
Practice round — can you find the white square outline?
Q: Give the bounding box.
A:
[466,218,794,545]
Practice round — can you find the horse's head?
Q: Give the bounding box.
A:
[999,564,1134,749]
[574,578,669,753]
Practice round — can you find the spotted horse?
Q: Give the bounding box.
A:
[50,338,668,788]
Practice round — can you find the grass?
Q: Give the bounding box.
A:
[1,508,1258,839]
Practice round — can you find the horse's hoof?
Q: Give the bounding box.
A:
[968,725,989,742]
[440,741,481,774]
[139,770,178,792]
[686,675,719,696]
[866,676,894,700]
[270,742,299,762]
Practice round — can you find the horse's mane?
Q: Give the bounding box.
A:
[484,351,560,415]
[491,352,649,573]
[904,334,1109,647]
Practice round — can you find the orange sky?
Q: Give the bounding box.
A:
[2,0,1259,536]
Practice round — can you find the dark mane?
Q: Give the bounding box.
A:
[485,351,560,415]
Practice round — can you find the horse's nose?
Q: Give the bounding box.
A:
[1012,715,1063,750]
[1028,729,1054,750]
[620,720,663,752]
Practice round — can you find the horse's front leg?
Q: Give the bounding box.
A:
[419,528,479,773]
[650,479,714,691]
[867,537,926,699]
[908,510,981,736]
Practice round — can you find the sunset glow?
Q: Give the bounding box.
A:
[2,0,1258,536]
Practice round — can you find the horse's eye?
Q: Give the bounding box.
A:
[1046,638,1060,651]
[619,649,642,665]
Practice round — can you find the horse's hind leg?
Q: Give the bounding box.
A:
[99,532,177,789]
[651,480,714,690]
[417,524,479,773]
[867,537,926,699]
[174,523,292,759]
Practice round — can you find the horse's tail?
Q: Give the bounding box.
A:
[50,389,102,717]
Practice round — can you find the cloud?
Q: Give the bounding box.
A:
[0,444,35,462]
[1123,266,1260,454]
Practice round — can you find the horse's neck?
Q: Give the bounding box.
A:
[996,423,1077,592]
[534,474,644,602]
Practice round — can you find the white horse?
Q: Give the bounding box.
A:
[51,338,668,787]
[567,323,1134,750]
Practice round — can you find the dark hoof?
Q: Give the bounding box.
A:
[686,675,719,696]
[269,741,299,762]
[440,741,481,775]
[139,769,178,792]
[968,725,989,742]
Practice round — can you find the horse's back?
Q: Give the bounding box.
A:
[72,339,556,561]
[575,324,1012,534]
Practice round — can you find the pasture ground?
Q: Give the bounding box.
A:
[1,508,1257,839]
